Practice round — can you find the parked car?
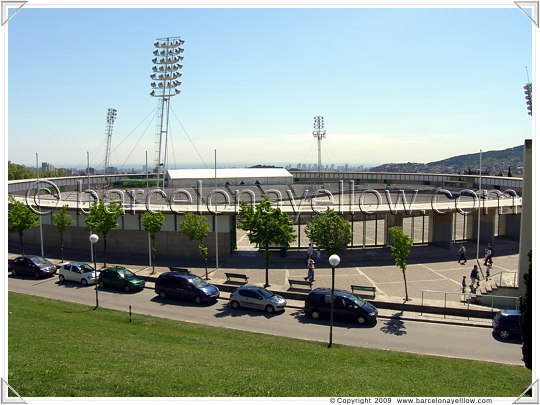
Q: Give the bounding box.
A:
[97,266,145,292]
[492,309,522,339]
[155,272,219,304]
[58,262,98,286]
[229,285,286,314]
[9,255,57,278]
[304,288,378,325]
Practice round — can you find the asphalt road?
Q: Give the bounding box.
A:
[8,275,524,366]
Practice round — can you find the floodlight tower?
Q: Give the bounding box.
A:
[150,36,184,187]
[104,108,117,179]
[313,116,326,182]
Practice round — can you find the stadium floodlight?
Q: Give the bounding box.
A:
[150,35,184,187]
[524,82,532,116]
[313,116,326,183]
[104,108,117,180]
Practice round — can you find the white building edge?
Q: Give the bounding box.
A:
[165,167,294,187]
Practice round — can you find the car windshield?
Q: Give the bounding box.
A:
[79,264,95,273]
[258,288,275,299]
[191,276,209,288]
[118,269,136,279]
[349,295,366,307]
[30,257,52,266]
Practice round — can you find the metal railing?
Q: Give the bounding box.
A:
[420,290,520,320]
[477,270,518,288]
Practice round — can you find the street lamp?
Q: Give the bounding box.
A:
[89,233,99,309]
[328,253,340,348]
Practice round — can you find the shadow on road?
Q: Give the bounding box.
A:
[379,311,407,336]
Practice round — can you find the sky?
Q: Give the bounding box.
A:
[3,1,537,172]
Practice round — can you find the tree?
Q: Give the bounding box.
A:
[52,204,74,263]
[304,208,352,256]
[178,213,210,278]
[520,250,532,369]
[8,196,40,255]
[387,226,413,301]
[85,199,123,267]
[142,211,164,274]
[238,198,296,287]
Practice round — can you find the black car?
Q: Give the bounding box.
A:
[9,255,57,278]
[97,267,145,292]
[155,272,219,304]
[305,288,378,325]
[492,310,521,339]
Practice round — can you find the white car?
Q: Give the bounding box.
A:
[58,262,98,286]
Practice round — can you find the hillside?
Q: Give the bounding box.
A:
[370,145,524,175]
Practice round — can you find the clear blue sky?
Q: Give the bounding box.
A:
[5,3,535,171]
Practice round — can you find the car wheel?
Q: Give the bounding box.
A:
[499,330,510,339]
[158,290,166,299]
[310,309,321,320]
[194,295,203,305]
[124,285,131,292]
[230,300,240,309]
[59,274,65,282]
[81,278,88,286]
[357,316,367,325]
[98,281,104,288]
[11,268,16,275]
[34,271,40,279]
[265,305,275,314]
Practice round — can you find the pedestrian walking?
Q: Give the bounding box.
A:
[315,248,321,262]
[461,276,467,293]
[305,255,315,282]
[470,265,479,293]
[483,246,493,267]
[457,244,467,264]
[307,243,314,259]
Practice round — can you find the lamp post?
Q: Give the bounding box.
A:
[89,234,99,309]
[328,254,340,348]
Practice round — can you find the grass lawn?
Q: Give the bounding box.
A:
[8,292,531,397]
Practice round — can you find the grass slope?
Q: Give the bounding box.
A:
[8,292,531,397]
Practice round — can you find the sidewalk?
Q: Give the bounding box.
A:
[9,239,519,328]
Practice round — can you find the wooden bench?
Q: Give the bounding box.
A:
[169,267,190,275]
[288,279,313,290]
[225,272,249,284]
[351,285,376,299]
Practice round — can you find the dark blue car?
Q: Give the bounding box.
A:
[155,272,219,304]
[492,310,521,339]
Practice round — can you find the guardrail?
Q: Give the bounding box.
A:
[478,270,518,288]
[420,290,520,320]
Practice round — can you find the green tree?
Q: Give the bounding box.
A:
[142,210,164,274]
[178,213,210,278]
[8,195,40,255]
[52,204,74,263]
[238,198,296,287]
[304,208,352,256]
[85,199,123,267]
[387,226,413,302]
[520,250,532,369]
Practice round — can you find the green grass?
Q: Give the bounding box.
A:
[8,292,531,397]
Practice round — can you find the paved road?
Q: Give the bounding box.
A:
[8,275,524,366]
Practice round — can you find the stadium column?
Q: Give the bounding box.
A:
[429,212,453,249]
[518,139,532,294]
[471,208,496,246]
[385,212,404,245]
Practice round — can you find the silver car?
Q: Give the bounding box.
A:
[229,285,286,314]
[58,262,98,286]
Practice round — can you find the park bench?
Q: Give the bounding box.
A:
[351,285,376,299]
[169,267,190,274]
[288,279,313,290]
[225,272,249,284]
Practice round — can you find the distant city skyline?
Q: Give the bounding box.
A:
[4,2,536,172]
